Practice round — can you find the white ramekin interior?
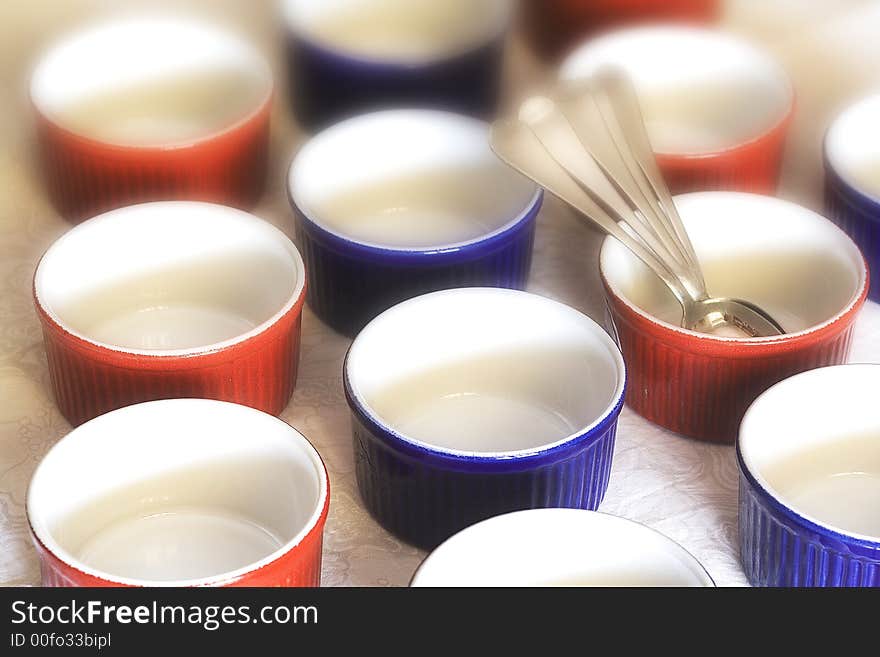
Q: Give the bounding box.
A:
[346,288,625,456]
[280,0,511,63]
[27,399,328,586]
[826,94,880,201]
[289,109,539,251]
[559,26,792,155]
[600,192,866,340]
[30,16,272,145]
[411,509,714,586]
[739,364,880,542]
[34,202,305,355]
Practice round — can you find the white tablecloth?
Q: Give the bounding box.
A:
[2,0,880,587]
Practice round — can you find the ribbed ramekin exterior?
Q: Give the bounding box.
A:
[348,393,622,550]
[524,0,719,59]
[36,102,271,223]
[603,282,864,442]
[656,115,791,195]
[825,171,880,302]
[35,290,306,427]
[32,482,329,587]
[293,197,540,337]
[285,35,504,131]
[738,468,880,587]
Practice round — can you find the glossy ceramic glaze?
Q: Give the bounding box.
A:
[288,109,542,336]
[33,202,307,426]
[281,0,512,130]
[738,365,880,587]
[31,16,273,221]
[523,0,719,60]
[27,399,329,587]
[411,509,714,586]
[825,94,880,302]
[344,288,626,549]
[600,192,867,442]
[560,25,793,194]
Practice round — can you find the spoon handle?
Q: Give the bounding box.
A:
[591,68,707,296]
[489,119,693,307]
[556,82,692,275]
[518,97,691,288]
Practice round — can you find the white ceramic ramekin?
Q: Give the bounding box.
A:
[31,16,273,220]
[281,0,513,128]
[28,399,329,587]
[560,25,794,194]
[600,191,867,442]
[34,201,307,426]
[738,364,880,587]
[288,109,542,335]
[345,287,626,548]
[410,509,714,586]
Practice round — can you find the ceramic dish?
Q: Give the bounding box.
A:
[30,16,273,222]
[411,508,715,586]
[33,201,307,426]
[344,288,626,549]
[600,192,867,442]
[287,109,542,336]
[28,399,329,587]
[738,365,880,587]
[523,0,719,60]
[281,0,512,129]
[560,25,793,194]
[825,94,880,302]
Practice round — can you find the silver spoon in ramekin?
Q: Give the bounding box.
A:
[491,68,785,338]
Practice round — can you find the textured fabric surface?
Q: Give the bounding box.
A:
[3,0,880,587]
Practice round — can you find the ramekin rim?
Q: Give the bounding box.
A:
[286,108,544,257]
[823,96,880,210]
[343,287,627,464]
[28,15,275,152]
[32,201,307,358]
[279,0,513,69]
[652,92,794,161]
[558,23,796,159]
[409,508,716,587]
[26,398,331,587]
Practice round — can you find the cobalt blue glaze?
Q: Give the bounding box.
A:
[737,447,880,587]
[291,190,542,337]
[285,33,504,132]
[344,365,625,550]
[824,164,878,302]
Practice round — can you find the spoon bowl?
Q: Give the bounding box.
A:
[686,297,786,337]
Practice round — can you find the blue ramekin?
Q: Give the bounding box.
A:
[737,365,880,587]
[280,0,511,130]
[287,109,543,337]
[824,94,880,302]
[343,288,627,549]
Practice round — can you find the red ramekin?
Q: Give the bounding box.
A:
[33,202,307,427]
[560,25,794,195]
[28,399,329,587]
[30,16,273,222]
[600,192,868,442]
[523,0,720,60]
